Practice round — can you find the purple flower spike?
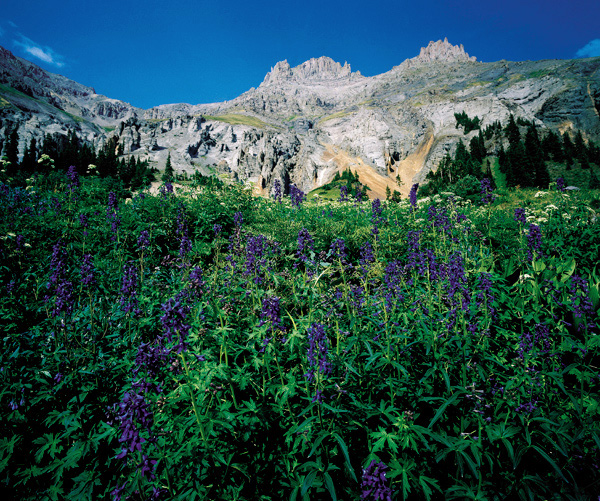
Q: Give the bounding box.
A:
[480,178,495,204]
[514,207,527,225]
[137,230,150,251]
[272,179,282,203]
[409,183,419,211]
[361,459,393,501]
[304,323,332,383]
[526,224,543,261]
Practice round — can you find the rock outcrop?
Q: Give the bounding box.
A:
[260,56,360,86]
[408,37,477,66]
[1,40,599,199]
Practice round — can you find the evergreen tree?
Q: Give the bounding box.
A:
[6,127,19,166]
[78,143,97,175]
[591,144,600,166]
[469,130,486,164]
[21,137,37,174]
[162,152,174,182]
[505,114,521,146]
[498,145,507,173]
[589,168,600,189]
[562,133,575,165]
[524,125,549,187]
[573,130,588,163]
[453,140,479,178]
[41,134,59,161]
[542,130,563,162]
[506,141,528,187]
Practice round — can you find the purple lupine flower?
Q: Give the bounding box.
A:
[179,231,192,258]
[78,213,89,237]
[514,207,527,225]
[138,454,157,481]
[245,234,269,284]
[120,262,141,316]
[160,292,191,353]
[371,198,383,224]
[53,280,73,317]
[289,184,306,207]
[526,224,543,261]
[15,234,24,252]
[187,267,206,298]
[111,482,128,501]
[480,178,495,204]
[234,211,243,227]
[106,192,120,241]
[409,183,419,211]
[350,285,366,315]
[556,177,566,192]
[427,205,451,234]
[383,260,405,309]
[115,383,154,459]
[176,205,192,258]
[133,340,170,386]
[296,228,315,271]
[359,241,375,277]
[569,274,598,333]
[330,238,347,263]
[447,251,470,311]
[67,165,79,192]
[339,184,349,202]
[213,224,222,237]
[272,179,282,203]
[48,239,67,287]
[80,254,96,289]
[354,189,363,205]
[311,389,325,404]
[405,230,427,278]
[361,459,393,501]
[259,296,285,348]
[515,401,537,414]
[425,248,442,282]
[475,272,496,320]
[137,230,150,251]
[304,323,332,383]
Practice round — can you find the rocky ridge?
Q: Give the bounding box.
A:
[1,40,599,198]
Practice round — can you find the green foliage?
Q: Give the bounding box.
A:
[316,168,366,199]
[0,170,599,500]
[454,111,481,133]
[162,152,174,183]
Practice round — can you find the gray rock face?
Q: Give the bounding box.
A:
[1,40,599,198]
[406,37,477,67]
[260,56,360,86]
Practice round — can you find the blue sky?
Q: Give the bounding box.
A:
[1,0,599,109]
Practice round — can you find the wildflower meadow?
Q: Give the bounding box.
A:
[1,170,599,500]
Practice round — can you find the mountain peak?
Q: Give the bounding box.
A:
[260,56,361,86]
[409,38,477,66]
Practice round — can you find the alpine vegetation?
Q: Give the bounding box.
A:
[0,167,599,500]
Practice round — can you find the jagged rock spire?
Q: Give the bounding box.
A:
[405,38,477,67]
[260,56,360,86]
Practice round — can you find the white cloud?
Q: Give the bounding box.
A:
[575,39,600,58]
[13,35,65,67]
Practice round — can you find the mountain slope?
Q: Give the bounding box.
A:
[1,39,599,198]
